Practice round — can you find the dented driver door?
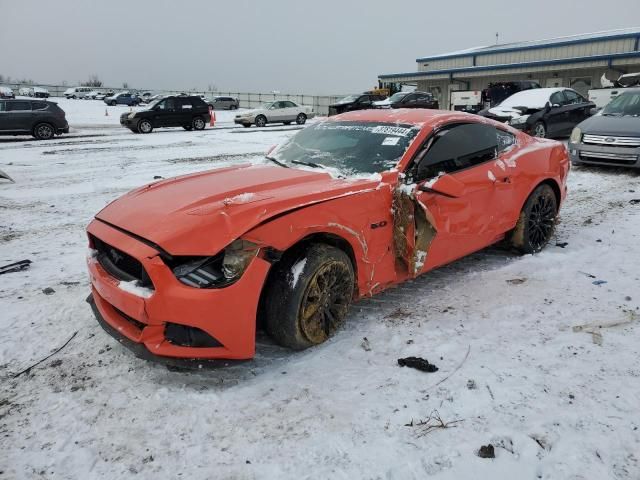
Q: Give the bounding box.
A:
[398,122,516,275]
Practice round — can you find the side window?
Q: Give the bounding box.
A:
[415,123,499,180]
[179,98,193,109]
[32,101,48,110]
[550,91,567,106]
[564,90,584,105]
[0,101,5,112]
[157,98,176,110]
[358,96,372,105]
[283,101,296,108]
[404,94,417,103]
[7,101,32,111]
[190,97,204,108]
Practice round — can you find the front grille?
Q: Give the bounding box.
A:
[90,234,154,288]
[579,150,638,165]
[583,134,640,147]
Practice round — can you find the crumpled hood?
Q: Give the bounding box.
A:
[579,114,640,136]
[488,106,532,119]
[96,164,377,255]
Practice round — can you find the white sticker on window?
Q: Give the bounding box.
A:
[382,136,400,146]
[371,125,412,136]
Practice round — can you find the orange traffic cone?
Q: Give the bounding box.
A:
[105,108,108,116]
[210,107,216,127]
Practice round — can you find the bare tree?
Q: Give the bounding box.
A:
[81,75,103,87]
[122,82,129,89]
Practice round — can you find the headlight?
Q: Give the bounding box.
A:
[170,240,259,288]
[509,115,529,126]
[128,112,136,119]
[570,127,582,144]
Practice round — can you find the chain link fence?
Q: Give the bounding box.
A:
[1,83,348,116]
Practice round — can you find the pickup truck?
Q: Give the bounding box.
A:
[449,90,482,113]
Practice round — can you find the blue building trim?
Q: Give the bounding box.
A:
[416,31,640,63]
[379,51,640,80]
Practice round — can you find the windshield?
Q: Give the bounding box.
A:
[269,121,419,176]
[387,92,409,102]
[146,97,165,109]
[602,91,640,116]
[336,95,359,104]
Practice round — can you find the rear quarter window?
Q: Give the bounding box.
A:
[32,101,48,110]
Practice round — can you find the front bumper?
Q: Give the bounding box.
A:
[86,219,271,361]
[568,142,640,168]
[234,117,253,125]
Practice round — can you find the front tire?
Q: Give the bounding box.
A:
[532,121,547,138]
[296,113,307,125]
[137,119,153,134]
[33,123,55,140]
[264,244,355,350]
[509,184,557,254]
[110,100,117,106]
[255,115,267,128]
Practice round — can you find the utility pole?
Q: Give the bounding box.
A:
[495,32,499,45]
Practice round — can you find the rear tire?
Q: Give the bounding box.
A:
[33,123,55,140]
[230,105,238,110]
[137,119,153,134]
[264,244,355,350]
[532,121,547,138]
[255,115,267,128]
[110,100,117,106]
[192,116,206,130]
[509,184,557,254]
[296,113,307,125]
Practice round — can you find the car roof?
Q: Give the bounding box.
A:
[327,108,482,127]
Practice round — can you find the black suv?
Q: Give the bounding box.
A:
[481,81,541,109]
[120,95,210,133]
[0,99,69,140]
[328,93,387,116]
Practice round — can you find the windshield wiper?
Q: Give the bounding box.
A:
[265,155,288,168]
[291,159,325,169]
[602,112,623,116]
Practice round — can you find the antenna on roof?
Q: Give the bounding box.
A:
[495,32,499,45]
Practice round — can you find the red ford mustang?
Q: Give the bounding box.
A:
[86,109,569,363]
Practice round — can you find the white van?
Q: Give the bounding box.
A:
[64,87,94,99]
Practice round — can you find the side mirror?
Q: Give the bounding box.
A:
[589,107,598,116]
[544,101,551,112]
[419,174,466,198]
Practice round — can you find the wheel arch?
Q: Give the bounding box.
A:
[256,231,359,331]
[529,178,561,211]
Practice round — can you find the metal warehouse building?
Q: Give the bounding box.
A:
[378,27,640,109]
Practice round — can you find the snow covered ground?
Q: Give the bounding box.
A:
[1,100,639,479]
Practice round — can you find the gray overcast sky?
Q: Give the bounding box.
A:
[2,0,640,94]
